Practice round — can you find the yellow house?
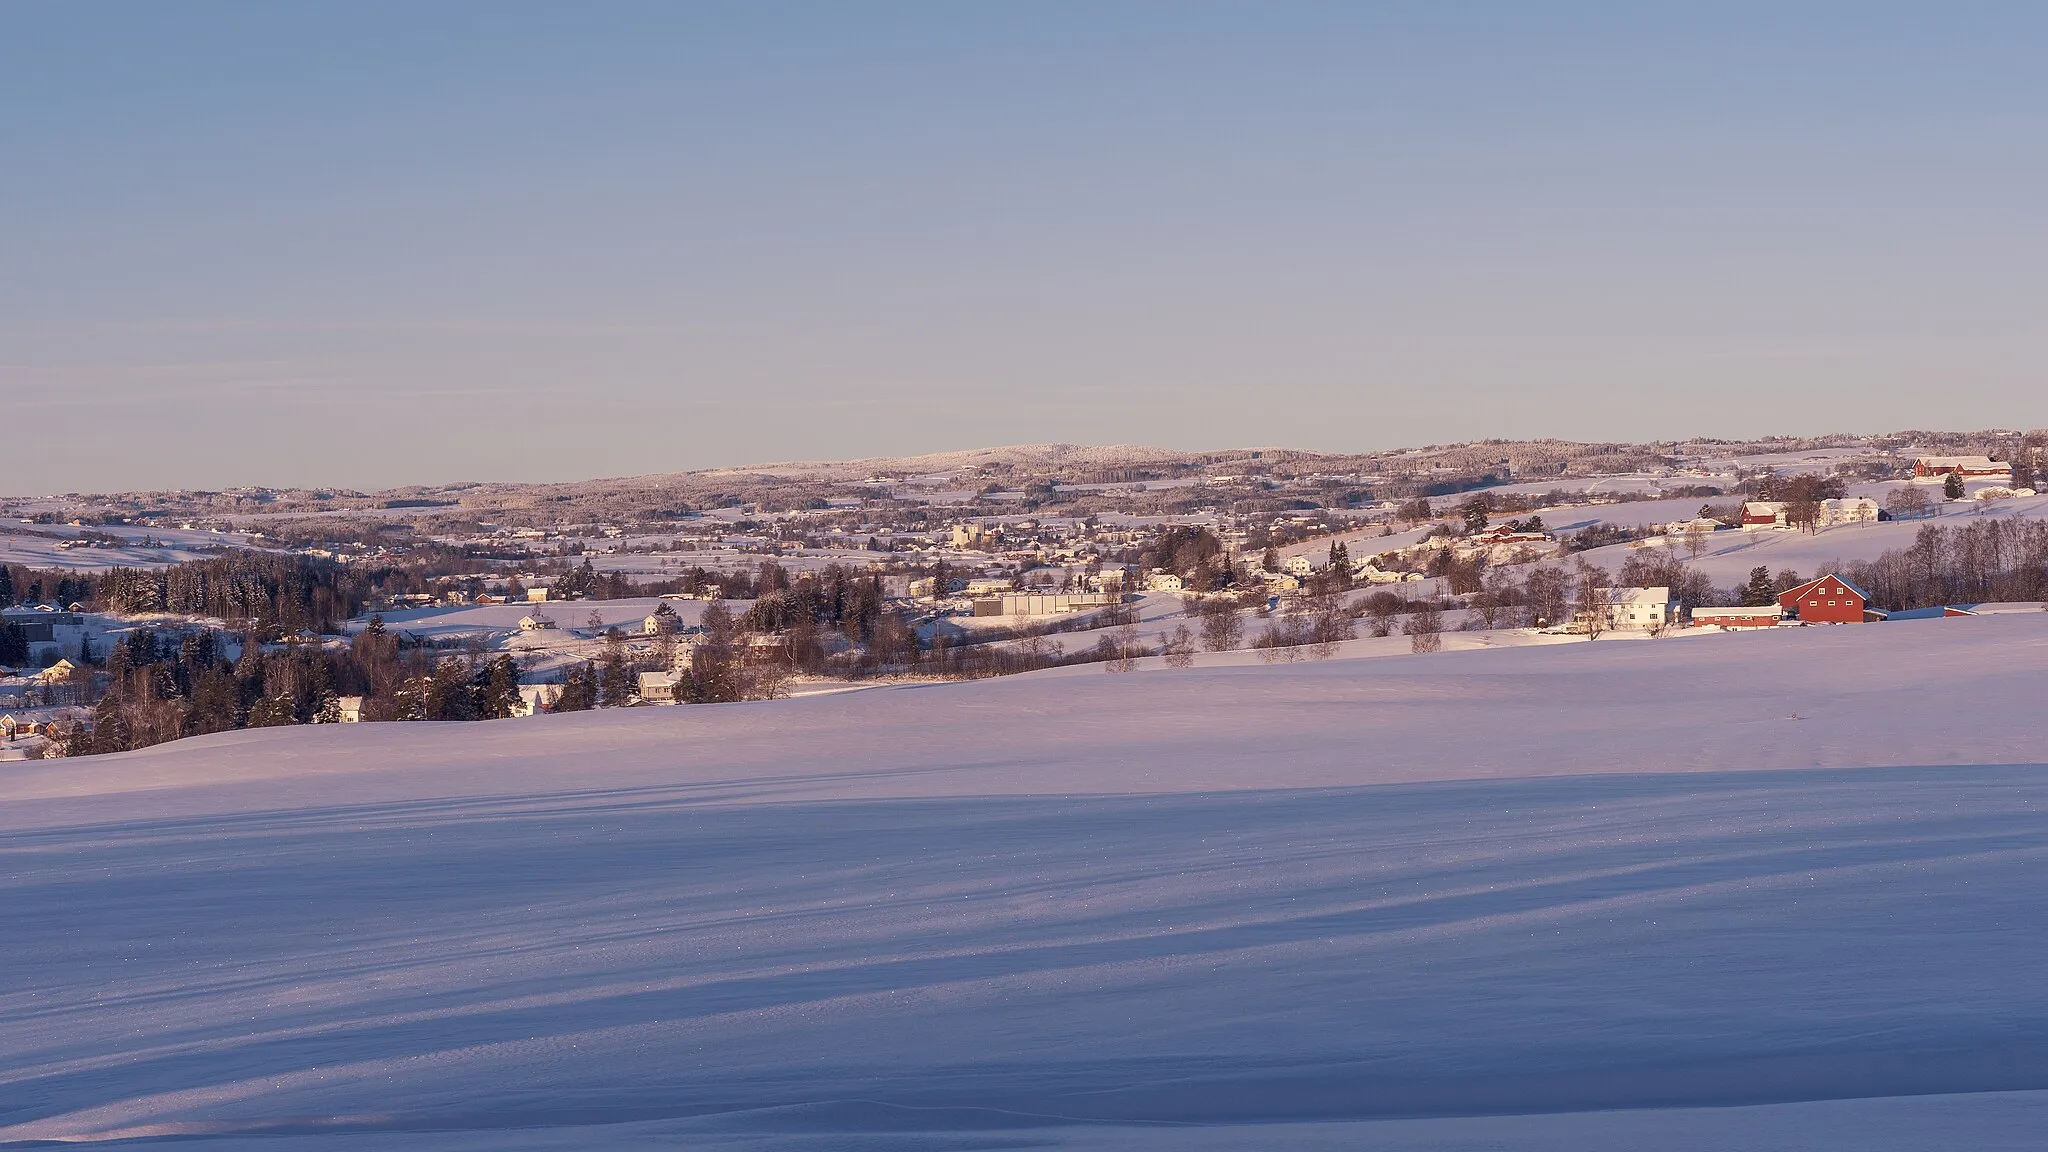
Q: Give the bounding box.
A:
[40,659,82,684]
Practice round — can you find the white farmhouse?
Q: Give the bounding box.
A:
[636,671,681,704]
[1819,498,1880,526]
[1584,587,1679,632]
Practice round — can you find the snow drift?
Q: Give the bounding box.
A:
[5,616,2048,1148]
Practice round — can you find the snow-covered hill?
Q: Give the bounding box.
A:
[6,616,2048,1148]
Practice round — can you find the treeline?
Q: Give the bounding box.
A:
[1845,520,2048,610]
[533,557,872,604]
[67,618,522,757]
[1,554,456,635]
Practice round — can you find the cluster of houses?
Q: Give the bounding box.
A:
[1641,574,1939,631]
[1561,572,1975,633]
[1739,498,1881,528]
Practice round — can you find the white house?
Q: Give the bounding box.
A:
[335,696,365,723]
[1146,571,1184,593]
[518,613,556,632]
[1583,586,1679,632]
[1087,569,1129,593]
[514,683,562,717]
[643,604,682,636]
[636,671,681,704]
[1819,498,1880,526]
[1282,555,1317,577]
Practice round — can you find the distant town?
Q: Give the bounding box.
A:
[4,431,2044,759]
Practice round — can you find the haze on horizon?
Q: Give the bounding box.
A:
[5,2,2045,494]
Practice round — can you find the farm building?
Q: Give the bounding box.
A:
[1912,455,2009,479]
[1779,574,1876,624]
[972,592,1119,617]
[1741,502,1787,527]
[1691,605,1785,629]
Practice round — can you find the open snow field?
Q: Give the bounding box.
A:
[7,616,2048,1148]
[0,523,252,572]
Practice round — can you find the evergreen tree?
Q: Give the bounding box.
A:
[0,622,28,667]
[597,646,633,708]
[1944,471,1966,500]
[247,695,297,728]
[480,655,520,718]
[552,663,595,712]
[1740,566,1776,607]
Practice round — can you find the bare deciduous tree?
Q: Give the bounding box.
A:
[1162,625,1195,669]
[1685,520,1710,561]
[1573,561,1613,639]
[1405,602,1443,653]
[1195,599,1245,652]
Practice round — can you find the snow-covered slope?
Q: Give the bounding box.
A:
[6,617,2048,1148]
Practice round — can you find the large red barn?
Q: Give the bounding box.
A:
[1778,574,1875,624]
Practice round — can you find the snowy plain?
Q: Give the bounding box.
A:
[6,616,2048,1148]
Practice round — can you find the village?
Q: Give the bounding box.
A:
[4,441,2043,761]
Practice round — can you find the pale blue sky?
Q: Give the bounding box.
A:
[4,3,2045,491]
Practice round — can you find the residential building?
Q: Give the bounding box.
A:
[514,683,562,717]
[1819,497,1880,526]
[1582,587,1679,632]
[1087,569,1129,593]
[636,671,681,704]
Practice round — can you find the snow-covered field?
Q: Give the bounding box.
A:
[1577,490,2048,585]
[6,616,2048,1148]
[0,523,255,572]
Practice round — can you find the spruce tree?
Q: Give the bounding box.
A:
[1740,566,1775,607]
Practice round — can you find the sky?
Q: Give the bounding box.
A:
[4,2,2046,493]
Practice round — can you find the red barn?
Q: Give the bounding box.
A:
[1912,455,2008,479]
[1778,574,1875,624]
